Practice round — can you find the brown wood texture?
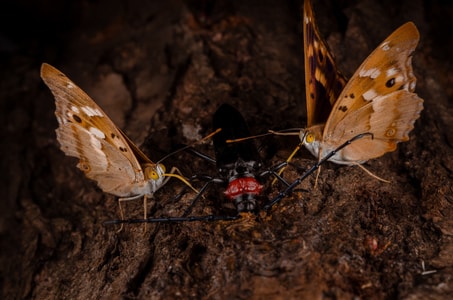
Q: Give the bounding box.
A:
[1,0,452,299]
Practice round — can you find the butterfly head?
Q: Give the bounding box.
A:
[300,125,324,158]
[143,163,166,190]
[301,131,315,145]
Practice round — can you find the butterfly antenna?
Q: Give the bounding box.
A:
[226,132,273,143]
[157,128,222,164]
[226,128,302,144]
[264,133,372,211]
[268,129,301,136]
[157,129,222,194]
[227,128,302,185]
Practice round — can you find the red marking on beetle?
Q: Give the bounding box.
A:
[224,177,263,200]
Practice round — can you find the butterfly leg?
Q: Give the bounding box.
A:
[117,194,143,232]
[354,163,391,183]
[314,149,324,188]
[103,176,237,225]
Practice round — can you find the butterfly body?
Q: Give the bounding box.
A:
[41,63,168,221]
[301,0,423,166]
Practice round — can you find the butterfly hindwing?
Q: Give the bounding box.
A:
[56,123,139,195]
[327,90,423,162]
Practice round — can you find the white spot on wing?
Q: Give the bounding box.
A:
[359,68,381,79]
[81,106,104,117]
[86,133,108,169]
[71,106,80,113]
[89,127,106,139]
[66,83,74,89]
[362,89,377,101]
[394,75,404,84]
[57,115,65,124]
[386,68,398,77]
[381,42,390,51]
[90,134,102,149]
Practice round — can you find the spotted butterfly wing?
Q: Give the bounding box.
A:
[303,0,346,127]
[320,22,424,163]
[40,63,165,198]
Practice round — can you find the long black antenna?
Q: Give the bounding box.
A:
[104,214,241,224]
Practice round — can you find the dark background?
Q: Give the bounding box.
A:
[1,0,452,298]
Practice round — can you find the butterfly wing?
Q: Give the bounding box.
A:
[322,22,423,162]
[56,123,143,196]
[40,63,146,196]
[303,0,347,127]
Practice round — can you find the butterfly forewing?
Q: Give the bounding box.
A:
[40,63,146,194]
[324,22,420,138]
[303,0,347,127]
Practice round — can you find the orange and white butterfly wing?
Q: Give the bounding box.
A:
[40,63,145,196]
[303,0,346,127]
[56,122,141,195]
[325,90,423,163]
[322,22,423,162]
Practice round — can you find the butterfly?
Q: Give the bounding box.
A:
[40,63,196,227]
[295,0,424,178]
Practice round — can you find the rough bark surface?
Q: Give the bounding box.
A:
[1,0,452,299]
